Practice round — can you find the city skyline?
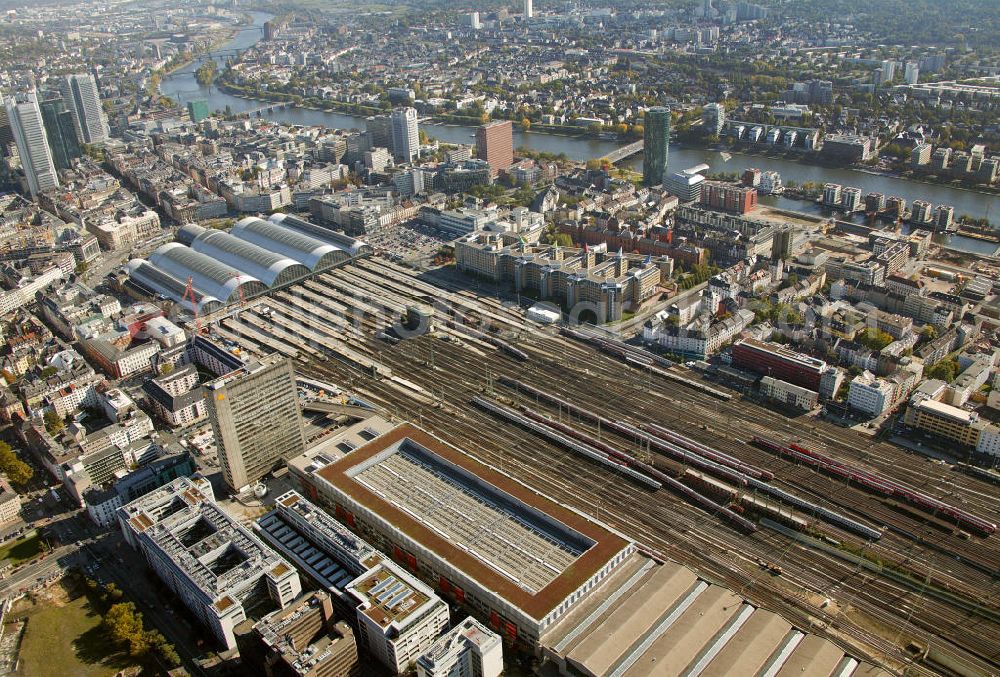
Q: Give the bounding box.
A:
[0,1,996,676]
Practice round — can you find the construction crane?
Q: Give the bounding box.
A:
[182,275,202,344]
[236,274,247,308]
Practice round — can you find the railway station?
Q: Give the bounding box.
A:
[112,215,1000,674]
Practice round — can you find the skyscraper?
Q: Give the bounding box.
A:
[39,97,82,171]
[204,355,306,492]
[771,227,793,263]
[391,106,419,164]
[186,100,210,124]
[4,92,59,198]
[643,106,671,187]
[524,0,533,18]
[702,102,726,136]
[475,120,514,176]
[366,114,393,152]
[60,73,109,144]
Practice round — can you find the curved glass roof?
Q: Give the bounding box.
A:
[176,223,208,247]
[268,213,373,256]
[125,259,223,315]
[148,242,265,304]
[231,217,350,271]
[191,230,311,288]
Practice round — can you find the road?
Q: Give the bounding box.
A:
[1,506,210,675]
[83,532,210,675]
[0,544,76,597]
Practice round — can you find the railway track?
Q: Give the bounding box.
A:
[223,257,1000,672]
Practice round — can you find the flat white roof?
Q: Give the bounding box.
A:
[917,398,976,424]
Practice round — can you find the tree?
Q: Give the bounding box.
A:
[926,358,960,383]
[43,410,64,435]
[195,60,217,86]
[552,233,574,247]
[103,602,145,650]
[857,328,894,352]
[520,117,531,131]
[0,442,32,486]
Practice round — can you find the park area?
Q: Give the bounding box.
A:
[0,532,43,569]
[5,576,144,677]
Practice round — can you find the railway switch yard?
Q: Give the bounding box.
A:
[209,256,1000,675]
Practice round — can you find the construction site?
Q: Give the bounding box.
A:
[143,248,1000,676]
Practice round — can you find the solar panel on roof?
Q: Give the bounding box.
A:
[386,590,410,609]
[369,576,395,597]
[377,581,404,604]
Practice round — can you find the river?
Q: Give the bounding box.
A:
[161,11,999,255]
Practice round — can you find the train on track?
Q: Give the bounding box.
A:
[752,436,996,536]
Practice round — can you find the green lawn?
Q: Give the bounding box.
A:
[0,532,41,566]
[15,583,140,677]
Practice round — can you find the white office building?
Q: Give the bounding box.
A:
[822,183,842,207]
[524,0,533,18]
[118,477,302,650]
[60,73,109,144]
[416,617,503,677]
[759,376,819,411]
[5,92,59,198]
[391,107,419,164]
[848,371,896,418]
[256,491,450,673]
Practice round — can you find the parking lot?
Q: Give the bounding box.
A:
[364,220,453,264]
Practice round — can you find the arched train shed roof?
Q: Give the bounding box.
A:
[148,242,266,305]
[231,217,350,271]
[125,259,224,315]
[184,225,311,288]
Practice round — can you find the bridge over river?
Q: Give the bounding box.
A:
[604,140,643,163]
